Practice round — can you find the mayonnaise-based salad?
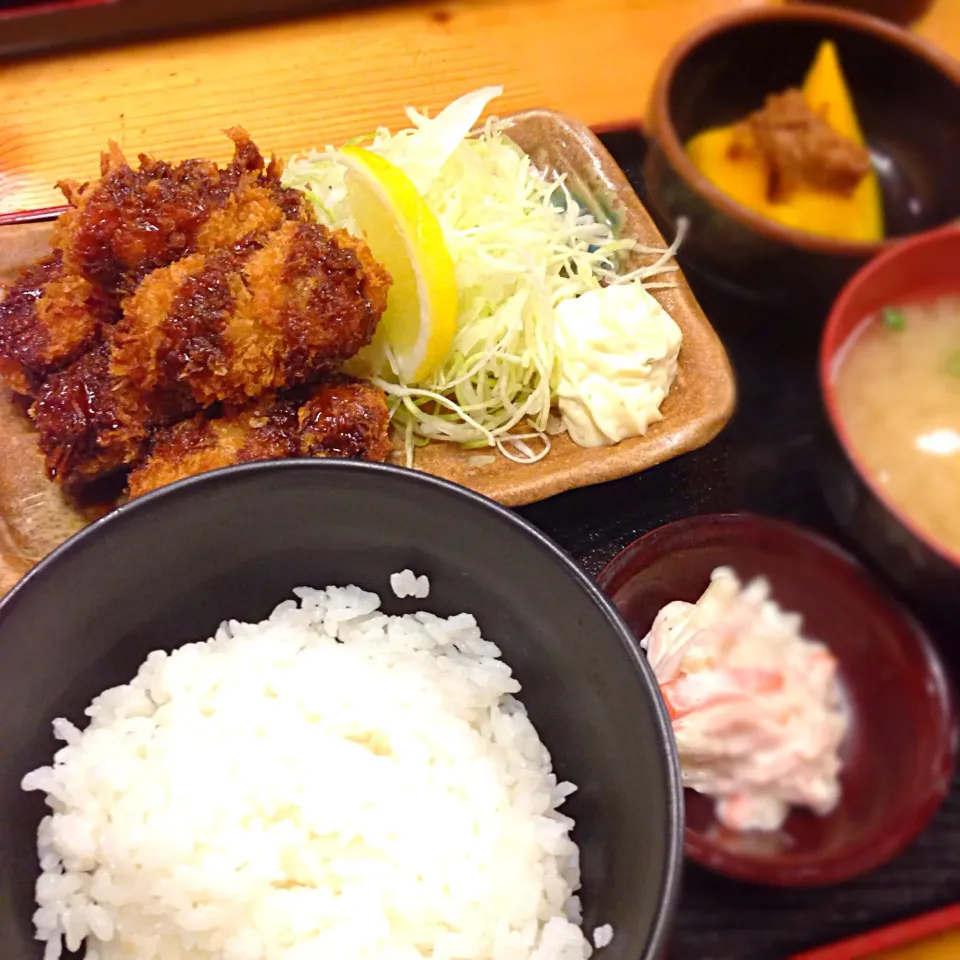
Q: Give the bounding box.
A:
[283,87,683,465]
[555,283,682,447]
[642,567,848,832]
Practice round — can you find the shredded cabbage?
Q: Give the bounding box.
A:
[283,88,680,465]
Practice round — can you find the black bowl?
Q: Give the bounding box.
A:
[0,460,683,960]
[643,4,960,311]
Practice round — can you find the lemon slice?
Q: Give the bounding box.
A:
[338,146,458,383]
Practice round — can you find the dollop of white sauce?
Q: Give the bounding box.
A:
[554,282,682,447]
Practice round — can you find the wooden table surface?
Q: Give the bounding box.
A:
[0,0,958,216]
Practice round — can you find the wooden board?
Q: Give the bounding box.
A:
[2,0,958,217]
[4,0,956,218]
[0,0,777,216]
[0,110,735,592]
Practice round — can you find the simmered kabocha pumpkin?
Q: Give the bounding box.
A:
[685,41,884,242]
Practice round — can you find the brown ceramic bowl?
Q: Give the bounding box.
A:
[820,224,960,608]
[644,4,960,310]
[598,513,957,886]
[785,0,934,27]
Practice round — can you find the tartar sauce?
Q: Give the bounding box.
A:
[642,567,848,832]
[554,282,682,448]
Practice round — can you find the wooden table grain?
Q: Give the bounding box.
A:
[0,0,957,216]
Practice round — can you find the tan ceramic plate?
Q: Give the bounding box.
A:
[0,110,735,594]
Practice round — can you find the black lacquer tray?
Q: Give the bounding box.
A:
[518,129,960,960]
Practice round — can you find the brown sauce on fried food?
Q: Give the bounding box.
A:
[110,251,245,400]
[127,376,392,498]
[31,347,195,490]
[112,222,391,408]
[54,127,312,298]
[297,375,393,462]
[30,348,143,487]
[728,88,871,202]
[124,394,302,500]
[0,254,115,396]
[1,128,394,502]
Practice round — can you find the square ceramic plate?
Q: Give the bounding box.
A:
[0,110,736,593]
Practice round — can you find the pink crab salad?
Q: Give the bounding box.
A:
[641,566,849,832]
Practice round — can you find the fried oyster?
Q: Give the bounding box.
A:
[0,129,394,500]
[111,223,390,407]
[127,376,392,498]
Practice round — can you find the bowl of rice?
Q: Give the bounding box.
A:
[0,459,682,960]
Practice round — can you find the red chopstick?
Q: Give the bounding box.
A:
[789,904,960,959]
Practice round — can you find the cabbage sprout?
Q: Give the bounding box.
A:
[283,89,680,465]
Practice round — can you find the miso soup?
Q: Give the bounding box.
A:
[832,295,960,557]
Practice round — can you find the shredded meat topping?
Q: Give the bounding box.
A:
[728,88,871,202]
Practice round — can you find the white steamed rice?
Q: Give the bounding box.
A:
[389,569,430,600]
[22,576,612,960]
